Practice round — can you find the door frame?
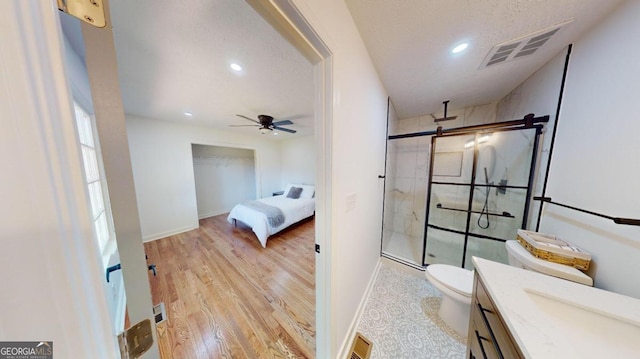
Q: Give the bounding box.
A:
[245,1,334,356]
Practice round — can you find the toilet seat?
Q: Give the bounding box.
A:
[426,264,474,297]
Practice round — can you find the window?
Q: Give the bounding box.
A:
[74,102,115,269]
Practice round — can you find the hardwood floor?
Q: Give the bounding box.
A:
[144,214,315,358]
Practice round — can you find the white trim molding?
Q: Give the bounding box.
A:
[143,224,199,243]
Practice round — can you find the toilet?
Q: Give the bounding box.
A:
[424,264,474,337]
[425,239,593,338]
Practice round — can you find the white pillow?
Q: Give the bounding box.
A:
[283,183,315,199]
[299,184,315,199]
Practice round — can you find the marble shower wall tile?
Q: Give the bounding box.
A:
[385,102,501,240]
[393,177,415,215]
[463,102,498,126]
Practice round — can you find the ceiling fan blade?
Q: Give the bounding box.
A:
[272,120,294,126]
[236,114,260,124]
[229,124,260,127]
[274,126,296,134]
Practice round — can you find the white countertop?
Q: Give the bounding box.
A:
[473,257,640,359]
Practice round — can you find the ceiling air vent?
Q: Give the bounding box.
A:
[349,332,372,359]
[480,20,573,69]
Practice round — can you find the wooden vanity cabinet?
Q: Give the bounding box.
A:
[467,273,524,359]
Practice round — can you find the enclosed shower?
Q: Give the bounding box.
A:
[381,110,547,270]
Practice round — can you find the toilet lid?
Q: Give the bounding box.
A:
[427,264,474,297]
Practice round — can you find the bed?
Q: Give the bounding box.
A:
[227,183,315,247]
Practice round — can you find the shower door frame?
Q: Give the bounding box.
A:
[422,123,544,268]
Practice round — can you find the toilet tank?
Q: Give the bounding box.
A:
[504,240,593,286]
[507,250,528,270]
[504,241,536,272]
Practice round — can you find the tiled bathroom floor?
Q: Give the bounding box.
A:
[357,259,467,359]
[382,232,423,265]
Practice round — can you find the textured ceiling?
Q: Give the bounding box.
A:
[62,1,625,134]
[346,0,625,119]
[62,0,314,139]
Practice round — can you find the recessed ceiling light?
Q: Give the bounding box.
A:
[184,112,193,117]
[230,63,242,72]
[273,132,278,136]
[452,43,469,54]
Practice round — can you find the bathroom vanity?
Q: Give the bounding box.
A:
[468,257,640,358]
[468,267,523,358]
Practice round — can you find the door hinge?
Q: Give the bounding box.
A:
[57,0,106,28]
[315,243,320,254]
[117,318,154,359]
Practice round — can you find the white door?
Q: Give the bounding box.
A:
[0,1,158,358]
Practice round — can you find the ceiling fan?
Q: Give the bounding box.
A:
[230,114,297,134]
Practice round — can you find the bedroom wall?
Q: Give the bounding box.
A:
[126,115,282,241]
[192,145,256,219]
[537,0,640,298]
[293,0,389,356]
[279,135,316,188]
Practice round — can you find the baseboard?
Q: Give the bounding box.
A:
[197,209,230,220]
[337,258,382,359]
[143,224,198,242]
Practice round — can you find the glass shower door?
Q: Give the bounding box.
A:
[381,134,430,267]
[422,134,474,266]
[424,127,541,269]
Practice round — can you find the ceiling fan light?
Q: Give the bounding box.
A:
[260,128,271,135]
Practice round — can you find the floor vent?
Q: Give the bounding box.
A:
[349,332,372,359]
[480,19,573,69]
[153,302,166,324]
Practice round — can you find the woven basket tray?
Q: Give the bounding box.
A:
[516,229,591,271]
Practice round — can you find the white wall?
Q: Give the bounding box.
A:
[539,0,640,298]
[294,1,389,356]
[280,135,316,187]
[126,115,282,241]
[192,145,256,218]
